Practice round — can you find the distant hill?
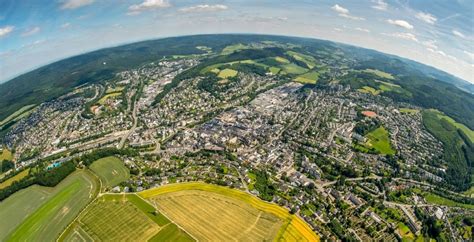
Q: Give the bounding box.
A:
[0,34,473,130]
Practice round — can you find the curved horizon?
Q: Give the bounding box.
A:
[1,0,472,83]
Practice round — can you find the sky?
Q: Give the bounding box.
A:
[0,0,473,83]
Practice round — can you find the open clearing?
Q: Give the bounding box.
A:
[286,51,316,68]
[358,86,381,95]
[218,68,238,79]
[430,109,474,142]
[61,194,193,242]
[363,69,394,79]
[281,63,308,75]
[424,193,474,209]
[365,126,395,155]
[295,71,319,84]
[97,92,122,105]
[2,170,98,241]
[89,156,129,188]
[0,147,13,161]
[0,104,36,127]
[0,169,29,189]
[140,182,319,241]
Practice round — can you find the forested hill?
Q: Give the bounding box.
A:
[0,34,472,129]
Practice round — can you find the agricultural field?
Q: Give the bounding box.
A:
[0,104,36,127]
[274,56,290,64]
[358,86,381,95]
[0,169,29,189]
[1,170,99,241]
[363,69,395,79]
[89,156,129,188]
[364,126,395,155]
[0,147,13,161]
[286,51,316,68]
[139,182,319,241]
[294,71,319,84]
[281,63,308,75]
[60,194,193,242]
[217,68,238,79]
[221,43,251,55]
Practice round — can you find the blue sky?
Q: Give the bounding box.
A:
[0,0,473,83]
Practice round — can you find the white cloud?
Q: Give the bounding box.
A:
[21,26,40,37]
[0,26,14,38]
[452,29,465,38]
[331,4,364,20]
[384,32,418,42]
[128,0,170,15]
[61,23,71,29]
[415,12,437,24]
[372,0,388,11]
[179,4,228,13]
[464,51,474,60]
[331,4,349,14]
[387,19,414,29]
[355,27,370,33]
[422,40,438,50]
[333,28,343,32]
[60,0,94,10]
[427,48,458,61]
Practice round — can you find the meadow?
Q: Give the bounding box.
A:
[1,170,98,241]
[430,109,474,142]
[0,169,29,189]
[365,126,395,155]
[139,182,319,241]
[89,156,129,188]
[362,69,394,79]
[295,71,319,84]
[0,147,13,161]
[0,104,36,127]
[424,193,474,209]
[97,92,122,105]
[218,68,238,79]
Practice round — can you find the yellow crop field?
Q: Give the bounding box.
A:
[139,182,319,242]
[0,169,29,189]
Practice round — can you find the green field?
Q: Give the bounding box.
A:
[61,194,194,242]
[424,193,474,209]
[0,169,29,189]
[217,68,238,79]
[0,104,36,127]
[221,43,250,55]
[274,56,290,64]
[150,223,195,242]
[364,126,396,155]
[105,86,125,94]
[286,51,316,68]
[358,86,381,95]
[89,156,129,188]
[398,222,415,239]
[281,63,308,74]
[0,147,13,161]
[363,69,394,79]
[400,108,419,114]
[430,109,474,142]
[97,92,121,105]
[2,170,99,241]
[269,66,281,74]
[294,71,319,84]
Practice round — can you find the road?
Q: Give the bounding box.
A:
[118,84,140,149]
